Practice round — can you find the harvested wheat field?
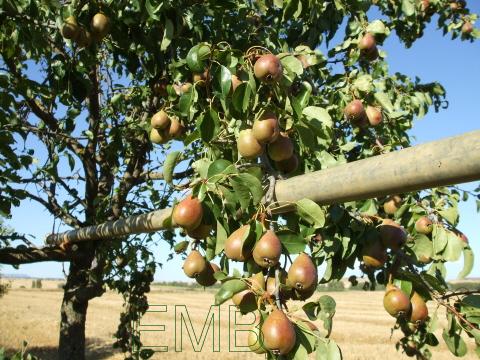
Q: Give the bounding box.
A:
[0,283,477,359]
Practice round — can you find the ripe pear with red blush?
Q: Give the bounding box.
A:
[344,100,368,126]
[268,133,294,161]
[253,230,282,268]
[358,33,376,52]
[409,292,428,324]
[196,262,220,287]
[232,272,264,312]
[252,112,279,144]
[183,250,207,278]
[462,22,474,34]
[287,253,318,295]
[383,286,411,318]
[266,268,289,298]
[172,195,203,230]
[224,225,252,261]
[261,309,296,355]
[365,106,383,126]
[254,54,283,83]
[231,74,243,93]
[237,129,264,159]
[415,216,433,234]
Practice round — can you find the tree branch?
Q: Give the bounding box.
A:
[0,246,74,265]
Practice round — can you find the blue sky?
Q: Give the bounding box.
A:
[3,5,480,281]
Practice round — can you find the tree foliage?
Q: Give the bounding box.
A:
[0,0,479,359]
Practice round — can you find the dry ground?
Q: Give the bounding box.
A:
[0,280,477,359]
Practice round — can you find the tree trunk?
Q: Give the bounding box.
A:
[58,248,97,360]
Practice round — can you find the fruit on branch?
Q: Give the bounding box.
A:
[151,110,171,130]
[193,69,209,85]
[186,223,212,239]
[231,74,243,93]
[254,54,283,83]
[167,117,185,139]
[224,225,252,261]
[196,262,220,287]
[237,129,264,159]
[415,216,433,235]
[253,230,282,268]
[358,33,379,61]
[379,219,407,251]
[232,272,264,312]
[383,195,402,215]
[275,154,299,174]
[462,22,474,34]
[365,106,383,126]
[252,112,280,144]
[362,240,387,268]
[76,29,92,48]
[61,16,80,40]
[172,195,203,230]
[287,252,318,296]
[421,0,430,12]
[268,132,294,161]
[248,321,266,354]
[261,309,296,355]
[183,250,207,278]
[150,128,170,144]
[180,82,192,94]
[449,0,465,10]
[90,13,111,41]
[266,268,289,298]
[344,100,368,126]
[409,292,428,324]
[383,286,411,318]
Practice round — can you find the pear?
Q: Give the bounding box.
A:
[253,230,282,268]
[287,253,318,296]
[224,225,252,261]
[237,129,264,159]
[196,262,220,287]
[383,286,411,318]
[384,195,402,214]
[183,250,207,278]
[61,16,80,40]
[379,219,407,251]
[267,132,294,161]
[409,292,428,324]
[172,195,203,230]
[261,309,296,355]
[151,110,171,130]
[254,54,283,83]
[415,216,433,235]
[252,112,280,144]
[248,320,266,354]
[362,240,387,268]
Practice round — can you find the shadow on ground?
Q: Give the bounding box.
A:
[3,338,120,360]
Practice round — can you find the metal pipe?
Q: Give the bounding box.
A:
[45,130,480,245]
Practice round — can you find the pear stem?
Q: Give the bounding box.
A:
[274,267,282,310]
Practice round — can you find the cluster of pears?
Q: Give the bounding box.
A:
[362,197,409,269]
[237,113,298,174]
[173,196,218,286]
[149,110,185,144]
[61,12,110,47]
[383,284,429,325]
[358,32,380,61]
[344,99,383,128]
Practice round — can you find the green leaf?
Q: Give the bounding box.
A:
[179,87,197,116]
[353,75,373,93]
[439,206,459,225]
[316,339,342,360]
[374,92,394,113]
[457,246,474,279]
[230,173,263,209]
[442,329,467,357]
[145,0,162,20]
[280,55,304,76]
[215,221,227,255]
[366,20,389,36]
[401,0,416,17]
[411,234,433,263]
[302,106,333,127]
[219,65,232,100]
[160,18,174,51]
[443,230,464,262]
[207,159,233,179]
[237,173,263,204]
[432,225,448,254]
[278,231,307,254]
[186,43,211,73]
[197,108,220,142]
[296,198,326,228]
[232,82,252,113]
[214,279,247,305]
[162,151,182,184]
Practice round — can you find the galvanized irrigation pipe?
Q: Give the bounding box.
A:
[46,130,480,245]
